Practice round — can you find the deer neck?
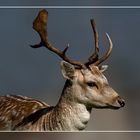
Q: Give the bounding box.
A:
[51,80,92,131]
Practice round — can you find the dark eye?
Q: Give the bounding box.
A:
[86,82,98,88]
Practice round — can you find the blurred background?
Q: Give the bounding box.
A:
[0,0,140,140]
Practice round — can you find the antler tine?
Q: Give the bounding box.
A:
[85,19,99,66]
[93,33,113,66]
[31,9,85,69]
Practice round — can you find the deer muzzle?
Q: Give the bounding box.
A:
[117,96,125,108]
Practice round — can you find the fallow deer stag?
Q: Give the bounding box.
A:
[0,9,125,131]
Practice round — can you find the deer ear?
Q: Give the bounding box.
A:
[61,61,76,80]
[99,65,108,72]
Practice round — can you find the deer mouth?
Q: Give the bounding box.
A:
[108,105,122,110]
[94,105,121,110]
[107,97,125,110]
[91,104,120,109]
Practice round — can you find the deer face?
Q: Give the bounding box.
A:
[61,61,125,109]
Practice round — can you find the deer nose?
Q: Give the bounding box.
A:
[117,97,125,107]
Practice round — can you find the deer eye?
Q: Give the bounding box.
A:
[86,82,98,89]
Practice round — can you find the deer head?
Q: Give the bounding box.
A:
[31,9,125,110]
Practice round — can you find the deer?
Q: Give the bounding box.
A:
[0,9,125,131]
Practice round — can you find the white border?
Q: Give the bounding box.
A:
[0,5,139,133]
[1,130,140,133]
[0,6,140,9]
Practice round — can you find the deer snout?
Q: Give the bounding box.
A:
[109,96,125,109]
[117,96,125,107]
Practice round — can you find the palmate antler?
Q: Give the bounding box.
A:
[30,10,85,69]
[31,9,113,69]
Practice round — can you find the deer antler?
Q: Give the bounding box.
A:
[85,19,113,67]
[31,9,113,69]
[93,33,113,66]
[30,9,85,69]
[85,19,99,66]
